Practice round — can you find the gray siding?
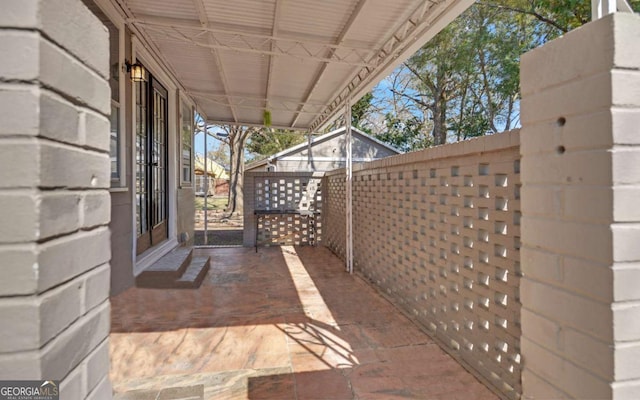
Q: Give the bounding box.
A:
[247,130,399,173]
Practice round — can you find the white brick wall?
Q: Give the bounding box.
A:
[244,171,325,247]
[520,12,640,400]
[323,131,522,399]
[324,14,640,397]
[0,0,112,397]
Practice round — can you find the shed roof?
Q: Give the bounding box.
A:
[194,155,229,179]
[245,126,400,170]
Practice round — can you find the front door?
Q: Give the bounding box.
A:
[136,71,169,255]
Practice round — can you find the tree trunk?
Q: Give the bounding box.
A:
[225,127,254,218]
[430,68,448,146]
[432,95,447,145]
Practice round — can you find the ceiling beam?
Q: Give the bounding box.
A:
[144,29,374,66]
[205,119,309,131]
[189,90,329,108]
[134,15,376,67]
[265,0,283,113]
[309,0,472,131]
[193,92,324,115]
[111,0,190,97]
[289,0,370,128]
[192,0,238,123]
[130,14,378,51]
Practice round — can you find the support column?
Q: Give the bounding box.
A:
[520,13,640,400]
[345,102,353,273]
[243,172,256,246]
[0,0,112,398]
[592,0,617,19]
[204,126,209,244]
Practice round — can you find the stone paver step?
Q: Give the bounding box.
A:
[135,248,209,289]
[115,384,204,400]
[139,248,192,277]
[176,257,210,289]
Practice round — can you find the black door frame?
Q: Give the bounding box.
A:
[136,69,169,255]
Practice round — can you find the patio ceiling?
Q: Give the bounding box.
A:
[113,0,473,130]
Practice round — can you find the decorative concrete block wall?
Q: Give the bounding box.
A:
[324,171,347,260]
[324,131,522,399]
[520,13,640,400]
[244,171,324,247]
[0,0,112,398]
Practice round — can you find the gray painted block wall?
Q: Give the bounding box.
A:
[0,0,113,397]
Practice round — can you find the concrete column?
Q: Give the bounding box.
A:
[0,0,112,398]
[520,13,640,400]
[243,172,256,246]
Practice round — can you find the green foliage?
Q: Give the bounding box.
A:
[493,0,640,33]
[351,92,374,132]
[373,0,639,151]
[246,129,308,158]
[377,113,432,152]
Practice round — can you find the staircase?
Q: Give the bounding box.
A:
[135,248,210,289]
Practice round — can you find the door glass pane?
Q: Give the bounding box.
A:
[136,74,168,245]
[180,101,193,184]
[135,78,148,236]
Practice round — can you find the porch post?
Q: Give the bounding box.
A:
[308,129,312,166]
[592,0,617,19]
[0,0,112,397]
[591,0,633,20]
[520,13,640,399]
[345,101,353,273]
[203,126,208,244]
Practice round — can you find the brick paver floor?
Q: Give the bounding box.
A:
[110,246,498,400]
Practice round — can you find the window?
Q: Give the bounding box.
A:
[110,101,120,179]
[180,99,194,185]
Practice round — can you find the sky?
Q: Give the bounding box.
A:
[194,130,225,157]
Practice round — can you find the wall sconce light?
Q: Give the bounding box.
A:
[124,60,147,82]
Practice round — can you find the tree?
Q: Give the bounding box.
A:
[372,0,622,149]
[377,113,432,152]
[195,113,259,219]
[482,0,639,34]
[223,125,259,218]
[246,129,307,159]
[206,141,229,169]
[392,14,485,145]
[351,92,374,132]
[323,91,382,134]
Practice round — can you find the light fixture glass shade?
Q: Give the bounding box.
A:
[130,63,146,82]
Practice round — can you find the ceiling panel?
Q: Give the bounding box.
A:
[117,0,473,129]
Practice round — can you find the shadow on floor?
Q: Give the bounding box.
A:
[110,246,498,400]
[111,247,306,333]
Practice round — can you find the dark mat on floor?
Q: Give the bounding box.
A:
[194,229,243,246]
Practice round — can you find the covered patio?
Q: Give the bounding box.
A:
[110,246,497,399]
[1,0,638,399]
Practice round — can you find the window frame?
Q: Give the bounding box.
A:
[93,2,127,190]
[179,95,195,187]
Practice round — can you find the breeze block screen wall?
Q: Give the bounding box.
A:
[244,171,324,247]
[325,131,522,399]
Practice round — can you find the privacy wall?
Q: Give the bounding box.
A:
[244,172,324,247]
[324,131,522,399]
